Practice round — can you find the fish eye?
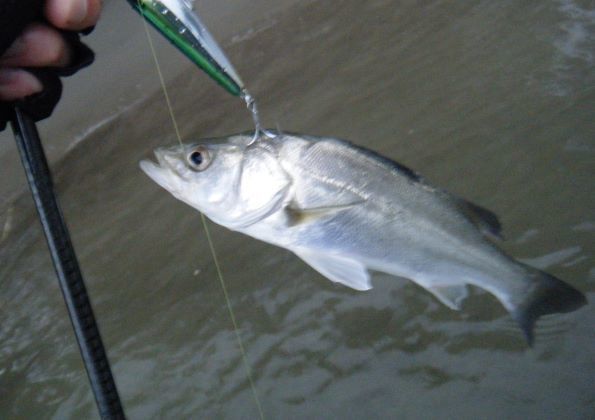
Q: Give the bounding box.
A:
[186,146,211,171]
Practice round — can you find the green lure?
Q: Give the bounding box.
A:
[126,0,244,96]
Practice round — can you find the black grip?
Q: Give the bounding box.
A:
[0,0,95,130]
[0,0,45,56]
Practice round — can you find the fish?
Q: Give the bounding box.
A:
[140,131,587,345]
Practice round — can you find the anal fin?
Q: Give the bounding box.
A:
[427,284,468,310]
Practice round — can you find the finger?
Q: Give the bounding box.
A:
[0,69,43,101]
[45,0,102,32]
[0,24,71,68]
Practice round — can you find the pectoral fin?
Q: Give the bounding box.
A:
[427,284,468,310]
[295,250,372,291]
[285,202,361,227]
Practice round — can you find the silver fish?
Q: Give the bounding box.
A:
[140,131,586,344]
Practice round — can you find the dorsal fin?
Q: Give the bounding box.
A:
[457,199,503,240]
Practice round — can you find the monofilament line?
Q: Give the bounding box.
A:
[137,4,265,418]
[200,214,265,419]
[138,5,183,147]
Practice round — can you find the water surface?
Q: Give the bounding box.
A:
[1,0,594,418]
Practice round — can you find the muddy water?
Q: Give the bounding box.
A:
[1,0,594,418]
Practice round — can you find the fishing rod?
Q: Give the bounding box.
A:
[7,1,252,418]
[4,0,125,418]
[10,107,125,419]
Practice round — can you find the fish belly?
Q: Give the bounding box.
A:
[284,203,524,307]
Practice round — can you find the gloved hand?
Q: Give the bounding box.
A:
[0,0,101,130]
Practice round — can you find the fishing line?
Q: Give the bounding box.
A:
[136,4,265,418]
[138,7,183,147]
[200,214,265,419]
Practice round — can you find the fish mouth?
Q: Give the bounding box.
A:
[139,150,177,192]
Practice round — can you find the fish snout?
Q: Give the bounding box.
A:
[140,147,186,192]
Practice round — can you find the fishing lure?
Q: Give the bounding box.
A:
[126,0,269,139]
[126,0,244,96]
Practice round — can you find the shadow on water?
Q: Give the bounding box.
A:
[1,0,594,418]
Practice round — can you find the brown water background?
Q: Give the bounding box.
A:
[1,0,594,418]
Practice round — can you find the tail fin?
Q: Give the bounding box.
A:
[512,268,587,346]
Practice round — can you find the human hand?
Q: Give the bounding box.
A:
[0,0,101,101]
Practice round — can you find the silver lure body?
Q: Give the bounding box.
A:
[140,131,586,343]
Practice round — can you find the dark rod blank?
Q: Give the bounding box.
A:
[10,107,125,420]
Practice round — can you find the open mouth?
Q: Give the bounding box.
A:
[139,150,174,191]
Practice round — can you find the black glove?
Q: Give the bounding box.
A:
[0,0,95,130]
